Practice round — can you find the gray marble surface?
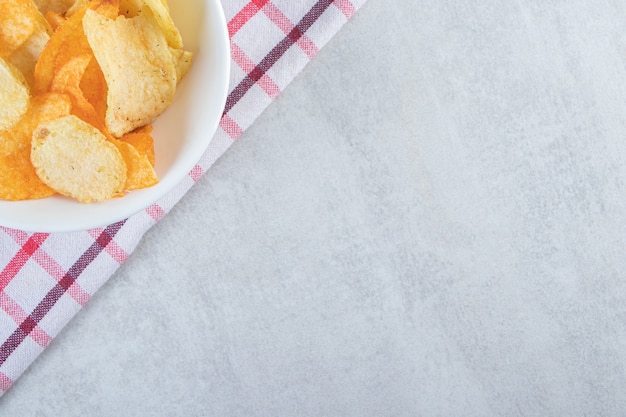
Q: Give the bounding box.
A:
[4,0,626,415]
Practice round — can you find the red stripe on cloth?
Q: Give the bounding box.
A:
[0,227,29,243]
[223,0,335,115]
[146,203,166,222]
[333,0,356,19]
[100,240,128,264]
[31,250,91,306]
[189,165,204,182]
[0,221,125,367]
[262,2,318,58]
[0,233,48,290]
[228,0,270,37]
[219,114,244,140]
[0,372,12,392]
[3,228,91,306]
[87,229,129,264]
[0,292,51,347]
[231,42,281,99]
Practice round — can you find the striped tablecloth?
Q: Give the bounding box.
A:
[0,0,366,396]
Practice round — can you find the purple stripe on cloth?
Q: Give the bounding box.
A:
[0,221,125,366]
[223,0,334,115]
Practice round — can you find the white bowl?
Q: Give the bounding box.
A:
[0,0,231,233]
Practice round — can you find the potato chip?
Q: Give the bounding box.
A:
[0,0,40,58]
[1,92,71,152]
[120,125,155,166]
[0,144,57,200]
[7,27,50,87]
[33,0,78,15]
[170,47,192,84]
[119,0,182,48]
[44,11,66,30]
[109,137,157,190]
[0,92,71,200]
[49,53,107,133]
[0,57,30,131]
[33,0,119,94]
[31,114,126,202]
[83,7,176,137]
[79,54,108,121]
[49,53,91,92]
[65,0,88,16]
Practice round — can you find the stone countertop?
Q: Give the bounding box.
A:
[4,1,626,415]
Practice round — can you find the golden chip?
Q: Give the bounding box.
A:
[79,54,108,120]
[49,53,107,133]
[120,125,155,166]
[33,0,118,94]
[0,0,41,58]
[170,47,193,84]
[65,0,88,16]
[31,114,127,202]
[110,137,157,190]
[83,7,177,137]
[0,93,71,200]
[33,0,78,15]
[44,10,67,30]
[0,57,30,131]
[119,0,182,48]
[8,27,50,88]
[0,144,57,200]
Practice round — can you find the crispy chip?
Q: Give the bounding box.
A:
[0,0,40,58]
[119,0,182,48]
[120,125,155,166]
[0,142,56,200]
[0,93,71,200]
[0,57,30,131]
[33,0,78,15]
[110,137,157,190]
[49,53,91,92]
[8,27,50,87]
[45,11,67,30]
[83,7,176,137]
[31,114,126,202]
[79,53,108,121]
[49,53,107,133]
[65,0,88,16]
[1,92,71,153]
[33,0,119,94]
[170,47,192,84]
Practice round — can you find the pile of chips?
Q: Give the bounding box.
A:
[0,0,192,203]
